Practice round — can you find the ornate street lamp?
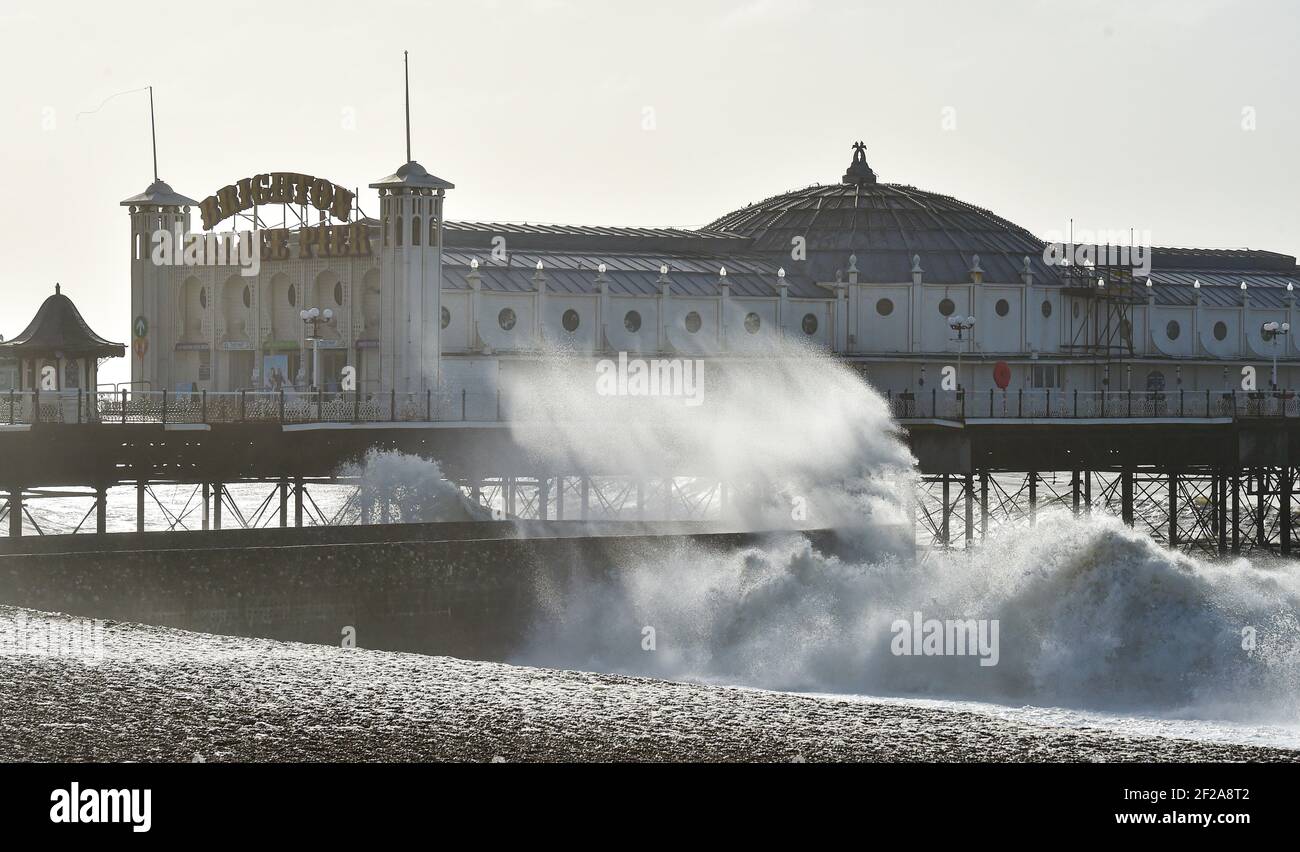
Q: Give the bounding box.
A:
[949,315,976,391]
[300,307,335,391]
[1261,320,1290,390]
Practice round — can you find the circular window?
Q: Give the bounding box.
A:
[288,283,297,307]
[624,311,642,333]
[938,298,955,317]
[995,299,1010,317]
[562,309,580,333]
[498,308,517,331]
[334,282,344,306]
[684,311,702,333]
[744,312,761,334]
[199,287,207,310]
[1166,320,1181,341]
[1213,320,1228,341]
[242,285,251,308]
[441,306,450,329]
[876,298,894,317]
[802,313,819,336]
[1041,300,1052,319]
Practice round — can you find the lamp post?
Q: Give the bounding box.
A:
[1262,320,1290,391]
[949,315,976,391]
[300,307,335,391]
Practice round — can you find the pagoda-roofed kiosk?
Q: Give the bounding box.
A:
[0,284,125,394]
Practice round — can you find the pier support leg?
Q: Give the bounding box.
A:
[581,477,590,522]
[1084,470,1092,514]
[1071,470,1080,515]
[294,477,304,528]
[202,483,210,531]
[1231,472,1241,554]
[1257,470,1267,548]
[1121,469,1134,527]
[1217,473,1228,556]
[213,482,223,531]
[1027,472,1037,526]
[279,480,288,528]
[940,474,950,547]
[95,486,107,535]
[979,472,988,540]
[136,481,145,533]
[963,473,974,545]
[1168,472,1177,547]
[8,490,22,538]
[556,476,564,521]
[538,476,549,521]
[506,477,516,518]
[1282,467,1292,557]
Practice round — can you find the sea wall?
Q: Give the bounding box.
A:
[0,527,859,661]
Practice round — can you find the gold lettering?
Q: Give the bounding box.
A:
[309,178,334,213]
[330,187,355,222]
[268,173,291,205]
[236,177,256,213]
[351,222,373,256]
[252,174,272,205]
[216,186,239,225]
[199,196,222,231]
[292,174,311,206]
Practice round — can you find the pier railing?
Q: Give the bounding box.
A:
[887,388,1300,421]
[0,389,504,425]
[2,387,1298,425]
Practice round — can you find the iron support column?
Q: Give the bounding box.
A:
[1121,469,1134,526]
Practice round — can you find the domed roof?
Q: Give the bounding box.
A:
[0,284,125,358]
[706,144,1059,285]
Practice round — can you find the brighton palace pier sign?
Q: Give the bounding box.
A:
[197,172,371,259]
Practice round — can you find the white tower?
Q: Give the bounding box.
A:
[370,52,453,395]
[120,88,197,392]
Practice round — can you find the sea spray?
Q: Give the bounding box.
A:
[501,340,1300,725]
[340,449,492,524]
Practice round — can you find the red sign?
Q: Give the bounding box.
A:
[133,338,149,360]
[993,361,1011,389]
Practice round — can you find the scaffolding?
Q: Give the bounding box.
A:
[1060,252,1145,361]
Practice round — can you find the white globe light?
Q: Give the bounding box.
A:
[1284,323,1292,333]
[309,307,320,319]
[966,316,976,326]
[299,309,309,320]
[323,309,334,321]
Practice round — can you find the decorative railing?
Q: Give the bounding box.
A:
[2,387,1298,426]
[0,389,503,425]
[887,388,1300,421]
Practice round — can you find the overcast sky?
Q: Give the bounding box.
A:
[1,0,1296,385]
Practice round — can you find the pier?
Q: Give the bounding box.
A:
[1,387,1298,558]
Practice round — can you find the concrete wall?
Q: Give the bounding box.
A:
[0,526,887,662]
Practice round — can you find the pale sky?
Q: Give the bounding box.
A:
[1,0,1296,386]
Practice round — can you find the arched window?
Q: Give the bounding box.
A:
[396,216,403,247]
[412,216,422,246]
